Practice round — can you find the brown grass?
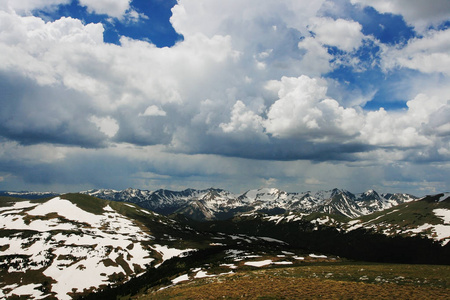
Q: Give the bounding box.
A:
[141,264,450,300]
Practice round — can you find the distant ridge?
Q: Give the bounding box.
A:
[81,187,417,221]
[0,190,59,199]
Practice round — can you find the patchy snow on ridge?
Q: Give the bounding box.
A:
[0,197,162,299]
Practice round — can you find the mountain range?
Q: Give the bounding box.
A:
[80,187,417,220]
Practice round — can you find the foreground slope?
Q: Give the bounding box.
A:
[0,194,199,299]
[146,263,450,300]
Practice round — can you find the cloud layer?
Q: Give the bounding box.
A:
[0,0,449,195]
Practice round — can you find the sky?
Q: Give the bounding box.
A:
[0,0,449,196]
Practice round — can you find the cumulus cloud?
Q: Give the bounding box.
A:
[358,88,450,155]
[79,0,131,19]
[297,37,334,75]
[0,0,138,20]
[90,116,119,138]
[308,17,364,52]
[0,0,70,14]
[264,75,363,141]
[382,28,450,75]
[170,0,325,38]
[220,100,267,141]
[140,105,167,117]
[171,0,328,79]
[0,12,104,86]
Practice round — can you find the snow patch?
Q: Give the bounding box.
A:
[244,260,273,267]
[151,244,193,262]
[194,270,215,279]
[434,209,450,224]
[258,236,287,244]
[172,274,189,284]
[273,261,293,265]
[3,283,44,299]
[103,204,115,212]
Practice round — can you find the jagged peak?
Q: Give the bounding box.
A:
[357,189,381,201]
[256,187,282,194]
[363,189,379,196]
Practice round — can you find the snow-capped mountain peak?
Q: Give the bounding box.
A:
[81,187,418,221]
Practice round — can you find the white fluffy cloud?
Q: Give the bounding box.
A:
[90,116,119,138]
[0,12,104,86]
[0,0,70,14]
[140,105,167,117]
[0,0,140,21]
[309,17,364,52]
[264,76,362,140]
[171,0,329,79]
[79,0,131,19]
[171,0,325,38]
[382,28,450,75]
[220,100,267,141]
[297,37,334,75]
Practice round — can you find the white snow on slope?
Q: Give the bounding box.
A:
[151,244,193,262]
[0,201,38,212]
[0,197,185,299]
[403,222,450,246]
[273,261,293,265]
[0,283,44,299]
[172,274,190,284]
[434,209,450,224]
[244,260,273,267]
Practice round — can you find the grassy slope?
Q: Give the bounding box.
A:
[358,195,450,228]
[144,263,450,299]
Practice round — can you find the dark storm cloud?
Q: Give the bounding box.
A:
[0,72,109,148]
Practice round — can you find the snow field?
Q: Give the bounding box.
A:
[244,260,273,267]
[434,208,450,224]
[0,197,161,299]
